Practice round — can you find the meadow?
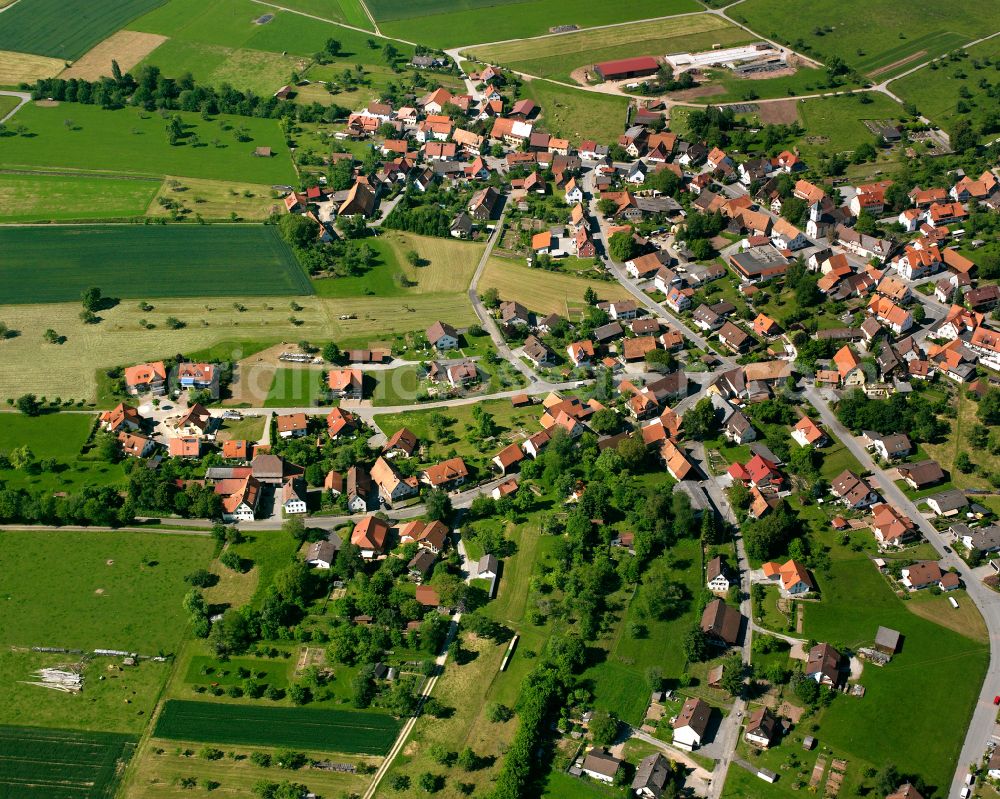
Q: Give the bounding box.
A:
[480,256,630,317]
[520,80,629,151]
[374,398,542,463]
[734,0,999,78]
[0,725,137,799]
[374,0,702,48]
[265,0,374,29]
[312,231,484,298]
[0,291,474,402]
[469,15,750,82]
[793,92,907,159]
[0,530,214,652]
[0,0,166,60]
[892,38,1000,138]
[0,225,311,303]
[145,176,284,221]
[0,650,171,734]
[0,171,161,223]
[153,700,401,753]
[802,538,988,790]
[0,102,296,183]
[0,413,128,492]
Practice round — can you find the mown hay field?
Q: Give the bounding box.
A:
[375,0,701,48]
[469,15,750,81]
[0,171,161,222]
[153,700,401,754]
[0,225,311,303]
[0,0,167,60]
[0,725,137,799]
[0,49,65,86]
[480,256,631,317]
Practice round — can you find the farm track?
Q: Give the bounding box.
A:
[0,167,162,182]
[248,0,414,44]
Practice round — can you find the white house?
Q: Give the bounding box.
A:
[282,479,308,515]
[580,749,621,784]
[706,556,730,592]
[672,697,711,751]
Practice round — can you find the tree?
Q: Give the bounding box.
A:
[608,230,637,263]
[588,710,618,746]
[978,390,1000,425]
[584,286,598,306]
[15,394,41,416]
[278,213,319,248]
[81,286,103,312]
[955,452,974,473]
[419,773,444,793]
[719,652,744,696]
[951,118,978,152]
[487,703,513,723]
[589,408,619,435]
[283,515,307,543]
[324,38,342,56]
[596,198,618,217]
[683,398,717,440]
[425,489,452,522]
[322,341,342,363]
[683,625,710,662]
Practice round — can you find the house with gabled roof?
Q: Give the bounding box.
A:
[791,416,827,448]
[370,456,419,505]
[422,457,469,489]
[125,361,167,395]
[352,515,390,559]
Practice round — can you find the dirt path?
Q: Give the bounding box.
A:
[868,50,926,79]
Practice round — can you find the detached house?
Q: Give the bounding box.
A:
[125,361,167,395]
[422,457,469,489]
[706,556,730,592]
[427,320,459,350]
[791,416,827,448]
[672,698,711,751]
[370,456,419,506]
[352,515,390,559]
[276,413,309,439]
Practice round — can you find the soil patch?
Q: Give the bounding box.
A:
[225,343,291,406]
[667,83,725,100]
[868,49,926,79]
[569,66,597,86]
[757,98,801,125]
[62,31,168,81]
[33,99,59,107]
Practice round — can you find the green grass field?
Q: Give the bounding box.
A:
[802,542,987,789]
[153,700,401,753]
[376,0,701,48]
[265,0,374,29]
[0,650,171,734]
[0,413,129,492]
[734,0,999,78]
[0,95,20,118]
[0,0,166,60]
[264,367,330,407]
[0,530,214,652]
[469,15,750,82]
[0,103,296,183]
[374,398,541,464]
[0,225,311,303]
[520,78,630,144]
[0,724,137,799]
[893,38,1000,137]
[481,255,630,317]
[793,92,908,159]
[0,171,161,223]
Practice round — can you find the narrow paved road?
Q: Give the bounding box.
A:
[0,90,30,124]
[804,385,1000,797]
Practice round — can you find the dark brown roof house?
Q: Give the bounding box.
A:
[700,597,742,646]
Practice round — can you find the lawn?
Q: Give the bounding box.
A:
[923,390,1000,491]
[371,364,421,406]
[153,700,401,753]
[817,431,864,481]
[376,634,517,799]
[583,537,704,725]
[0,102,296,183]
[264,367,330,407]
[136,39,309,95]
[0,291,474,403]
[469,15,750,83]
[0,530,215,652]
[733,0,1000,77]
[521,78,630,146]
[0,650,171,734]
[122,738,373,799]
[893,38,1000,138]
[794,93,909,160]
[802,542,988,789]
[0,225,311,304]
[216,415,266,442]
[0,724,137,799]
[375,0,701,48]
[373,398,542,464]
[0,412,128,492]
[267,0,373,29]
[543,770,625,799]
[0,171,161,223]
[480,256,631,317]
[0,0,166,60]
[146,176,284,221]
[311,231,485,299]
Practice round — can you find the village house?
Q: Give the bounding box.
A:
[100,403,143,434]
[281,478,307,515]
[125,361,167,395]
[221,475,260,522]
[701,597,743,646]
[805,643,841,686]
[426,320,459,350]
[276,413,309,439]
[897,459,945,490]
[830,469,879,508]
[383,427,418,458]
[762,559,815,595]
[672,697,711,751]
[327,368,364,400]
[706,555,730,592]
[399,519,449,554]
[422,457,469,489]
[791,416,827,448]
[352,515,390,559]
[580,749,622,784]
[745,707,780,749]
[306,533,341,569]
[370,456,419,506]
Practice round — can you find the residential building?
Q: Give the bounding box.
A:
[672,698,711,751]
[352,515,390,559]
[805,642,841,685]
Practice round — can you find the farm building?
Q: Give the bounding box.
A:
[594,56,660,81]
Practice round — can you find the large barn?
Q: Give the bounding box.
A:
[594,56,660,81]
